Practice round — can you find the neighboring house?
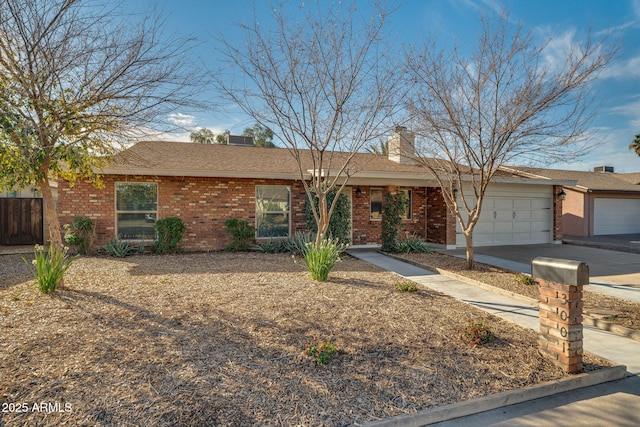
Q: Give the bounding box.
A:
[510,166,640,237]
[56,129,568,251]
[0,184,54,246]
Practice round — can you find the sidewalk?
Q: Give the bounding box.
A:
[349,249,640,374]
[441,249,640,304]
[349,249,640,425]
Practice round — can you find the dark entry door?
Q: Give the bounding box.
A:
[0,198,44,245]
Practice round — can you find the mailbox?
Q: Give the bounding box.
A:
[532,257,589,287]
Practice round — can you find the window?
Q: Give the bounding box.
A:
[256,185,290,238]
[115,182,157,240]
[370,189,382,219]
[399,189,412,220]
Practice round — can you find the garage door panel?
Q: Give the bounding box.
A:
[494,222,513,233]
[513,222,531,232]
[475,222,494,234]
[594,198,640,235]
[532,210,550,220]
[516,211,532,220]
[513,199,532,209]
[494,199,513,209]
[532,199,551,209]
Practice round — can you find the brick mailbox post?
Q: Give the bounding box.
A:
[532,256,589,374]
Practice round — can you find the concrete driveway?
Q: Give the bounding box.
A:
[441,243,640,302]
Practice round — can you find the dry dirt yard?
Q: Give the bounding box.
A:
[0,252,611,426]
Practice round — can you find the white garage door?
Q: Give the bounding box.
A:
[593,198,640,235]
[456,196,552,246]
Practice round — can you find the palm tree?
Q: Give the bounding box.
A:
[629,134,640,156]
[365,139,388,155]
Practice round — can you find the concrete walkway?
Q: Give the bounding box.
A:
[349,249,640,425]
[441,246,640,304]
[349,249,640,374]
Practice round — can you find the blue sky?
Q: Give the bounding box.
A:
[130,0,640,172]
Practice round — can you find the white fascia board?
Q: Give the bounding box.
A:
[488,176,578,186]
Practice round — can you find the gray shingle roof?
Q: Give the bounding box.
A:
[514,167,640,193]
[102,141,438,178]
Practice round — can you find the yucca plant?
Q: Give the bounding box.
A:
[24,245,75,293]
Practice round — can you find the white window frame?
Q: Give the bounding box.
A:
[255,185,291,239]
[115,182,158,241]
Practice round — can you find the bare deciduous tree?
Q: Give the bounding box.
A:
[215,1,403,247]
[0,0,205,249]
[406,14,616,269]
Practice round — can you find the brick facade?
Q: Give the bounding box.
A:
[424,187,456,246]
[553,185,563,242]
[57,176,430,251]
[58,176,309,251]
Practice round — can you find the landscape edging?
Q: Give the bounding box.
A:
[359,365,627,427]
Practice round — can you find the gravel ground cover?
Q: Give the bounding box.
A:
[0,252,611,426]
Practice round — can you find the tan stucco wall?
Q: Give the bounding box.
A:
[561,188,588,237]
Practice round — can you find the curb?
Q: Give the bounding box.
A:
[563,239,640,255]
[359,365,627,427]
[384,253,640,343]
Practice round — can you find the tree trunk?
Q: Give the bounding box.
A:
[464,232,474,270]
[315,191,329,248]
[38,176,62,250]
[38,176,65,289]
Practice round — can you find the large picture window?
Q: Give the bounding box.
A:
[256,185,290,238]
[115,182,157,240]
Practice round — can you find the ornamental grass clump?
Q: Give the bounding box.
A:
[24,245,75,293]
[302,238,348,281]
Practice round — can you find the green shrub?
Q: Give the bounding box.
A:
[302,238,348,281]
[515,274,536,286]
[395,281,418,292]
[100,239,142,258]
[460,318,495,346]
[23,245,74,293]
[63,217,95,254]
[381,192,407,252]
[254,239,288,253]
[154,217,186,254]
[304,338,338,366]
[304,189,351,245]
[224,219,255,251]
[284,231,316,255]
[391,234,434,253]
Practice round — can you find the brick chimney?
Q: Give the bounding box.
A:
[387,126,415,165]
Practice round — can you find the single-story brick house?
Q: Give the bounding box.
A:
[56,129,569,251]
[510,166,640,237]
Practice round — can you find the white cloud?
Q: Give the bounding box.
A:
[537,27,578,73]
[167,112,196,127]
[595,20,635,37]
[601,56,640,80]
[633,0,640,20]
[553,126,640,172]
